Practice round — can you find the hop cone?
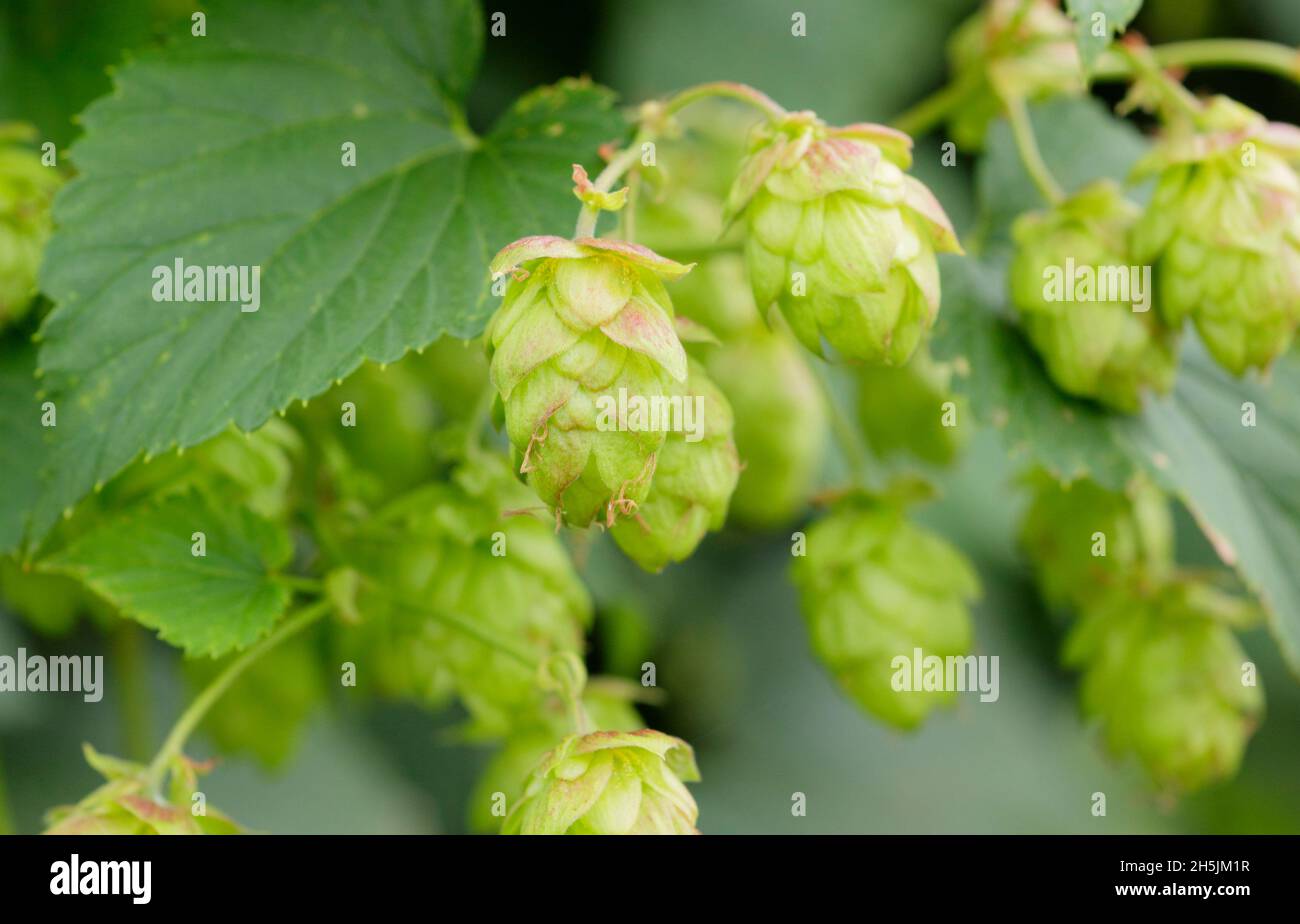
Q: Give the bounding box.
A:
[726,112,962,364]
[502,729,700,834]
[1019,469,1174,612]
[1009,180,1179,412]
[857,346,969,466]
[486,236,692,527]
[1065,579,1264,791]
[791,497,980,729]
[610,358,739,571]
[0,125,62,327]
[44,745,241,834]
[470,690,642,833]
[946,0,1083,150]
[1131,96,1300,374]
[336,455,591,733]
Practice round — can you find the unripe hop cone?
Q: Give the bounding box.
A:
[856,346,969,466]
[1131,96,1300,374]
[946,0,1083,151]
[502,729,700,834]
[726,112,962,364]
[791,496,980,729]
[0,124,62,327]
[486,236,692,527]
[44,745,241,834]
[1065,579,1264,792]
[333,455,591,733]
[1019,469,1174,612]
[1009,180,1178,412]
[610,357,740,572]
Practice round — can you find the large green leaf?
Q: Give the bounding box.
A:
[44,489,292,656]
[0,336,51,554]
[22,0,624,549]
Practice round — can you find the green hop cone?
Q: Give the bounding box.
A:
[486,235,693,527]
[610,358,740,571]
[726,112,963,364]
[43,745,241,834]
[856,345,969,466]
[0,124,63,327]
[1065,578,1264,791]
[333,454,591,733]
[502,729,700,834]
[1009,180,1179,412]
[1019,469,1174,612]
[946,0,1083,150]
[1131,96,1300,374]
[791,494,980,729]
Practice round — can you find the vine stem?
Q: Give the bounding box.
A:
[1112,41,1206,125]
[807,355,871,488]
[1003,93,1064,205]
[144,598,331,790]
[573,81,786,239]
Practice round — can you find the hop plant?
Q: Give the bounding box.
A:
[1009,180,1179,412]
[486,235,692,527]
[502,729,700,834]
[725,111,962,364]
[1064,578,1264,791]
[856,346,969,466]
[946,0,1083,150]
[1019,469,1174,612]
[43,745,241,834]
[1131,96,1300,374]
[334,455,591,733]
[0,124,62,327]
[610,358,740,571]
[791,494,980,729]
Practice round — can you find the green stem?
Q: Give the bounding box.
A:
[660,81,787,121]
[807,356,870,488]
[1113,41,1206,124]
[1004,93,1064,205]
[574,138,646,238]
[144,598,331,789]
[891,72,981,138]
[111,622,151,762]
[1095,38,1300,84]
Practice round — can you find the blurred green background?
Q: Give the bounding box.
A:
[2,0,1298,834]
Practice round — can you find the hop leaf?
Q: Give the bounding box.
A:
[1009,180,1179,412]
[610,358,740,571]
[1065,578,1264,791]
[727,113,962,364]
[43,745,241,835]
[0,124,62,327]
[1131,96,1300,374]
[486,235,693,527]
[502,729,700,834]
[791,495,980,729]
[1019,468,1174,611]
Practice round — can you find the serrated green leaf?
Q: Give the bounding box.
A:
[43,489,292,655]
[22,0,625,550]
[1120,346,1300,675]
[1065,0,1143,74]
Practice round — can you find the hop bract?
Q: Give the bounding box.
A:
[502,729,700,834]
[1131,96,1300,374]
[611,358,740,572]
[486,236,692,527]
[1019,469,1174,612]
[726,112,962,364]
[791,496,980,729]
[946,0,1083,150]
[1065,579,1264,791]
[0,124,62,328]
[43,745,241,834]
[1009,180,1179,412]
